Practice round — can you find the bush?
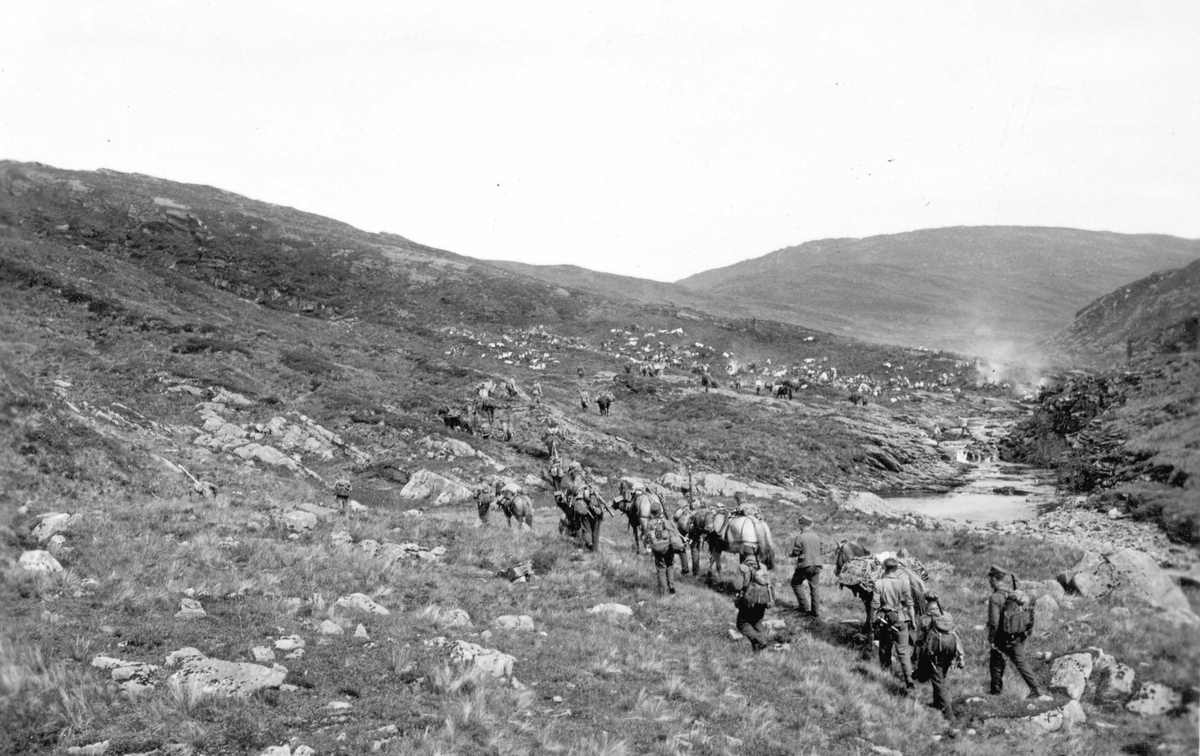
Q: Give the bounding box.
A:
[280,348,340,376]
[171,336,250,356]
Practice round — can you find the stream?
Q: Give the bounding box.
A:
[885,413,1063,525]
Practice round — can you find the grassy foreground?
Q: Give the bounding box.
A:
[4,477,1197,756]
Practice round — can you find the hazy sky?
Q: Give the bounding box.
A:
[4,2,1198,281]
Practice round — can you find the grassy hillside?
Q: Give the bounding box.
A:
[2,162,1197,755]
[675,227,1200,356]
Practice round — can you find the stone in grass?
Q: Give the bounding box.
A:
[19,550,63,573]
[1048,653,1093,700]
[164,647,286,697]
[587,603,633,617]
[493,615,535,632]
[424,637,515,679]
[275,635,305,651]
[175,599,207,619]
[334,593,390,615]
[319,619,344,636]
[251,647,276,663]
[354,624,370,641]
[65,741,110,756]
[1125,682,1182,716]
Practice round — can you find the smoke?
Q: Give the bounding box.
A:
[967,337,1051,398]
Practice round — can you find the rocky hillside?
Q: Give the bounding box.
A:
[3,161,1197,756]
[1044,258,1200,368]
[675,227,1200,356]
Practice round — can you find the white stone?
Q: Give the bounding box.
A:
[164,647,286,697]
[493,615,535,632]
[1126,682,1182,716]
[19,550,63,573]
[175,598,207,619]
[66,741,110,756]
[251,647,276,663]
[275,636,305,651]
[587,603,633,617]
[1049,653,1093,700]
[33,512,75,542]
[334,593,390,615]
[319,620,345,636]
[282,510,317,532]
[398,469,473,505]
[354,624,370,640]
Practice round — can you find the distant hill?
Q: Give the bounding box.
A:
[675,227,1200,358]
[1044,258,1200,367]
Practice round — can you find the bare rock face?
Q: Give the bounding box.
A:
[398,470,473,505]
[164,647,286,697]
[1063,549,1199,625]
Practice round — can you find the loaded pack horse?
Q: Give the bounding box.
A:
[498,491,534,530]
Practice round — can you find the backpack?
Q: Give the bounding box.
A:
[741,564,774,607]
[838,555,882,591]
[923,613,959,656]
[725,514,760,556]
[1000,591,1034,636]
[644,517,673,555]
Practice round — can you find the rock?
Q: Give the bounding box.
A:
[212,388,253,407]
[1034,595,1059,618]
[1107,507,1122,520]
[728,628,743,641]
[587,603,633,617]
[19,550,63,573]
[32,512,76,542]
[318,620,344,636]
[493,615,535,632]
[334,593,390,615]
[233,443,301,472]
[295,502,339,521]
[398,469,473,505]
[354,624,370,640]
[1125,682,1182,716]
[175,599,207,619]
[420,606,472,628]
[1066,549,1199,625]
[1049,653,1093,700]
[762,619,786,632]
[250,646,276,663]
[1017,579,1066,602]
[282,511,317,532]
[1093,656,1136,702]
[424,637,515,679]
[275,635,305,651]
[1020,700,1087,734]
[165,647,287,697]
[66,741,111,756]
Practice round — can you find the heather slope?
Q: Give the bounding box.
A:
[676,227,1200,356]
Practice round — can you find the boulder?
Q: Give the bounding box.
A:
[175,599,207,619]
[420,606,472,628]
[233,443,301,471]
[318,620,344,636]
[1125,682,1182,716]
[1021,700,1087,734]
[211,388,253,407]
[493,615,535,632]
[1034,595,1059,618]
[1093,655,1135,703]
[19,550,63,573]
[423,638,515,679]
[250,647,276,663]
[398,470,473,505]
[282,511,317,532]
[1048,653,1093,700]
[1065,549,1199,625]
[32,512,76,542]
[334,593,390,615]
[165,647,286,697]
[295,502,339,521]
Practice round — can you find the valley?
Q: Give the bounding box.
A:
[1,161,1198,756]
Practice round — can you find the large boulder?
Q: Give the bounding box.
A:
[19,550,63,573]
[32,512,77,542]
[164,647,286,697]
[1093,654,1136,703]
[1064,549,1200,625]
[398,470,473,505]
[1126,682,1182,716]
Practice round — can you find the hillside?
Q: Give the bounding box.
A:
[676,227,1200,357]
[1043,258,1200,368]
[2,162,1197,756]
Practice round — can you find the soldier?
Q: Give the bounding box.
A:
[577,365,585,379]
[643,498,683,596]
[673,483,700,575]
[579,388,590,411]
[542,424,562,459]
[913,593,964,721]
[333,477,352,517]
[872,557,917,694]
[531,380,543,405]
[733,553,774,652]
[474,482,496,526]
[789,514,823,619]
[987,565,1048,699]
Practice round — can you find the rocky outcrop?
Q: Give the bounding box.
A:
[164,647,287,697]
[1048,653,1093,700]
[398,469,473,505]
[1060,549,1199,625]
[424,637,515,679]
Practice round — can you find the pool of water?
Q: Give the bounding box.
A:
[885,461,1060,524]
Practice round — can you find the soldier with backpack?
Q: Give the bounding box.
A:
[643,498,685,596]
[986,565,1048,699]
[872,557,918,694]
[913,593,964,720]
[732,553,775,652]
[333,477,352,518]
[474,482,497,526]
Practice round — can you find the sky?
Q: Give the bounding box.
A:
[3,1,1198,282]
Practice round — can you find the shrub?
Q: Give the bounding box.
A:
[280,348,340,376]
